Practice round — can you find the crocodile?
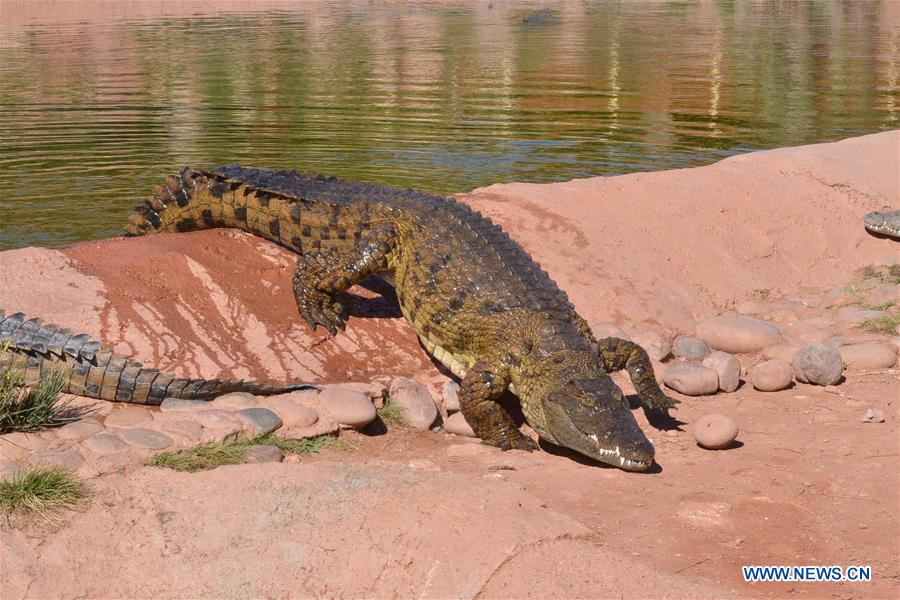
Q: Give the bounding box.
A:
[123,166,678,471]
[863,210,900,239]
[0,309,315,404]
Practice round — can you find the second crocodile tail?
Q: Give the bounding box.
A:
[0,309,316,405]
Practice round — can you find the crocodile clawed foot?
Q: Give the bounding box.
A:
[491,433,539,453]
[641,390,679,413]
[299,294,345,337]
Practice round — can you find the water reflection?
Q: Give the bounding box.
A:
[0,1,896,248]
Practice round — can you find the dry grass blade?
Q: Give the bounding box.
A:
[0,466,86,519]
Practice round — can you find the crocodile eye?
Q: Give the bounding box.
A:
[633,366,644,376]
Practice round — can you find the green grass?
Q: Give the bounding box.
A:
[858,314,900,335]
[376,397,408,428]
[149,434,338,472]
[0,466,86,516]
[0,367,77,434]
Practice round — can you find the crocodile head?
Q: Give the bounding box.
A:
[520,353,655,471]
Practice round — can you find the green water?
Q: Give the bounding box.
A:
[0,1,897,249]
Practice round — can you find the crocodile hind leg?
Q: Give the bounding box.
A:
[459,359,539,452]
[292,223,398,336]
[595,336,678,415]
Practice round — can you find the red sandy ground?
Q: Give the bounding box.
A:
[1,132,898,598]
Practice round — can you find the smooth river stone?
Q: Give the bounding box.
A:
[673,336,711,361]
[389,377,439,430]
[442,380,461,413]
[318,387,376,428]
[750,359,793,392]
[237,408,283,437]
[838,341,898,370]
[695,315,783,354]
[104,406,153,428]
[590,320,632,341]
[195,409,241,429]
[761,344,800,364]
[120,428,174,450]
[213,391,259,410]
[867,284,900,307]
[443,412,476,437]
[792,343,844,386]
[693,414,739,450]
[158,419,203,442]
[31,448,85,470]
[662,363,719,396]
[56,419,104,441]
[160,398,211,412]
[244,444,284,464]
[701,351,741,393]
[267,395,319,428]
[82,433,129,456]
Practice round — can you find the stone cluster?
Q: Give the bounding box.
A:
[0,376,483,479]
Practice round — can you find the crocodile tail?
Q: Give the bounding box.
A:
[1,310,317,405]
[123,167,309,253]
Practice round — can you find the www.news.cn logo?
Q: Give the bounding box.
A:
[742,565,872,583]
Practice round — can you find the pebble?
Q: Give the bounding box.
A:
[859,408,885,423]
[195,409,242,429]
[662,363,719,396]
[867,284,900,307]
[762,344,800,364]
[442,380,461,413]
[792,343,844,386]
[695,315,784,354]
[389,377,439,430]
[702,351,741,393]
[838,341,898,370]
[835,308,888,327]
[55,419,104,441]
[160,398,211,412]
[120,428,174,450]
[0,432,50,454]
[244,444,284,463]
[82,433,130,455]
[673,336,711,361]
[444,412,476,437]
[31,448,85,470]
[631,331,673,362]
[318,387,376,428]
[237,407,283,437]
[750,359,794,392]
[267,395,319,428]
[693,414,739,450]
[213,391,259,410]
[158,419,203,442]
[590,321,632,341]
[104,406,153,428]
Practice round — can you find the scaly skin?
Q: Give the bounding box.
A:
[0,310,315,404]
[124,166,678,470]
[863,210,900,239]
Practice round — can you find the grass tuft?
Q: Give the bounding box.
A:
[376,397,408,428]
[858,315,900,335]
[0,466,86,516]
[888,264,900,282]
[149,434,339,472]
[0,368,77,434]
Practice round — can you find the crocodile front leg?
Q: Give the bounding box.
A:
[292,223,398,336]
[459,358,539,452]
[596,336,679,414]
